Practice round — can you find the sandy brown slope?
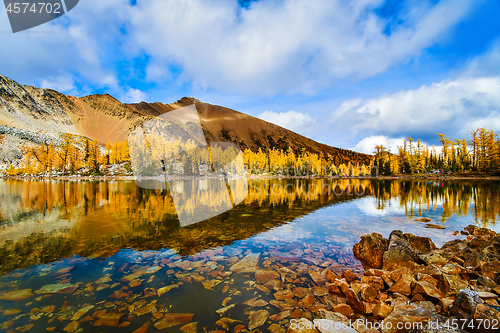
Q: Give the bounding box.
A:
[126,97,372,165]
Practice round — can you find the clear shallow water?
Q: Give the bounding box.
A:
[0,178,499,332]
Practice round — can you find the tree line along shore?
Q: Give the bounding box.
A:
[1,127,500,178]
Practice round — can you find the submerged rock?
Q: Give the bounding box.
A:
[157,283,179,296]
[3,308,22,316]
[216,303,236,316]
[63,321,79,333]
[93,312,125,327]
[286,318,319,333]
[180,322,198,333]
[216,317,242,329]
[202,279,222,290]
[0,288,34,301]
[154,313,194,329]
[35,284,79,294]
[248,309,269,330]
[425,224,446,230]
[230,253,260,273]
[70,305,94,321]
[255,270,280,284]
[244,297,268,307]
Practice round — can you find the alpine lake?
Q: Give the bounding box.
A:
[1,178,500,333]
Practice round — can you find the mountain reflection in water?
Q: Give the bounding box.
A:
[0,179,499,275]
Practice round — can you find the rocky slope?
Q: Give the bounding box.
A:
[303,224,500,333]
[0,75,371,166]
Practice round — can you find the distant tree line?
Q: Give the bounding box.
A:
[6,134,130,176]
[372,127,500,175]
[243,147,371,176]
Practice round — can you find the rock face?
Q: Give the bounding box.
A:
[353,233,388,270]
[383,231,420,271]
[450,290,483,322]
[402,234,437,254]
[349,225,500,333]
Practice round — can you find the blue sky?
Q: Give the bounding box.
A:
[0,0,499,153]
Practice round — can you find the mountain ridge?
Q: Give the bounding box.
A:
[0,74,372,166]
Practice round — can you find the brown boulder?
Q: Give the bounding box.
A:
[465,225,497,240]
[361,276,385,290]
[440,297,455,313]
[403,233,437,254]
[255,270,280,284]
[325,269,337,283]
[480,260,500,281]
[328,279,349,296]
[450,289,483,322]
[372,302,394,319]
[388,272,415,296]
[464,251,489,271]
[353,233,389,270]
[341,270,358,283]
[434,273,468,296]
[413,281,445,300]
[309,270,329,286]
[332,304,354,318]
[360,285,378,302]
[383,230,420,271]
[419,250,451,267]
[345,288,363,313]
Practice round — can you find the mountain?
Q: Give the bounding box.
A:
[0,75,371,165]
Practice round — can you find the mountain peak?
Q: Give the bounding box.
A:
[0,75,372,165]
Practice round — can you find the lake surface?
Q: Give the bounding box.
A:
[0,178,499,332]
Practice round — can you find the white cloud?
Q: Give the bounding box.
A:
[356,197,405,216]
[0,0,124,94]
[258,110,315,133]
[39,75,79,95]
[0,0,481,97]
[125,0,476,95]
[331,76,500,141]
[120,88,148,104]
[319,40,500,150]
[354,135,405,154]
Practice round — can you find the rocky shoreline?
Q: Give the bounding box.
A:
[289,225,500,333]
[1,224,499,333]
[2,175,500,181]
